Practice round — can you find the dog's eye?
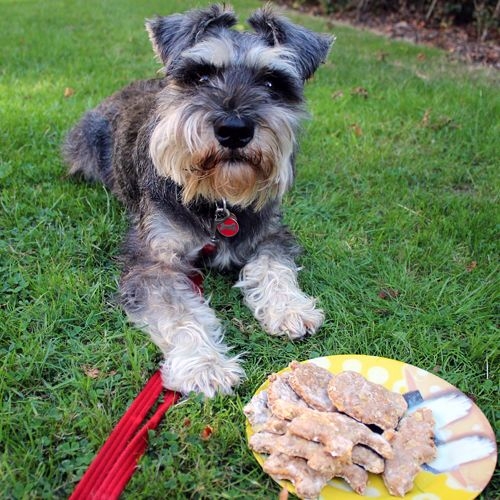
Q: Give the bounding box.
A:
[258,69,302,103]
[259,71,285,93]
[178,62,218,87]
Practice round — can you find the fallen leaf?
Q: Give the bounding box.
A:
[378,288,400,300]
[351,86,369,98]
[349,123,363,136]
[417,52,427,61]
[183,418,191,427]
[421,108,432,126]
[82,365,100,378]
[64,87,75,98]
[466,260,477,272]
[331,89,344,100]
[200,425,213,440]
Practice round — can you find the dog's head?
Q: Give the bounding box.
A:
[147,4,333,209]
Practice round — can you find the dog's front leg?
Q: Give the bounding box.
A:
[236,253,324,340]
[120,264,244,397]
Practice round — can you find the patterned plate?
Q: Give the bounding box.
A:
[245,355,497,499]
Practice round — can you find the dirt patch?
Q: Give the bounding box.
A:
[277,2,500,69]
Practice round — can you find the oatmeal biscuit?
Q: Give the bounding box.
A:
[328,371,408,430]
[289,410,394,459]
[288,361,336,411]
[383,408,437,497]
[267,372,310,420]
[243,390,288,434]
[351,445,385,474]
[263,453,331,499]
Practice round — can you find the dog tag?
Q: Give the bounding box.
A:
[216,213,239,237]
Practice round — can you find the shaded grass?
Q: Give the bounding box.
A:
[1,0,498,498]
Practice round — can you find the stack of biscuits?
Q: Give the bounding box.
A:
[244,362,436,499]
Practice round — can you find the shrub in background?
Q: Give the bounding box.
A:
[287,0,500,41]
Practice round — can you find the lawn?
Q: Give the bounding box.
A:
[0,0,498,498]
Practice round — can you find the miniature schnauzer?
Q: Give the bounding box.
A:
[63,4,333,397]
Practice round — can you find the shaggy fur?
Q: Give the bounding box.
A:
[63,4,333,397]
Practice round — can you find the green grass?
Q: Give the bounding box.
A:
[1,0,498,498]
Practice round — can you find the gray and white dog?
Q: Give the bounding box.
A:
[63,4,333,397]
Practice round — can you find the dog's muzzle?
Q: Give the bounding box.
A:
[214,116,254,149]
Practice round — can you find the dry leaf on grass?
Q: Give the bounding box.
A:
[422,108,432,126]
[466,261,477,272]
[349,123,363,136]
[200,425,213,440]
[82,365,100,379]
[351,86,369,98]
[378,288,400,300]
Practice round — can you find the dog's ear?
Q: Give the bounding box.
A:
[146,4,237,69]
[248,7,334,81]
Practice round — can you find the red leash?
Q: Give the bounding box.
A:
[71,269,210,498]
[70,371,179,499]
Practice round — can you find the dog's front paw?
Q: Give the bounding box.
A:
[263,294,324,340]
[160,352,245,398]
[272,306,324,340]
[238,256,325,340]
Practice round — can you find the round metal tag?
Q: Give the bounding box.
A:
[217,214,239,237]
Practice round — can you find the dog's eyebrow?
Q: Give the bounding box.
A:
[182,35,299,79]
[182,36,235,67]
[243,45,300,79]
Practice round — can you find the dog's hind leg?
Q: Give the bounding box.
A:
[62,110,114,189]
[120,262,244,397]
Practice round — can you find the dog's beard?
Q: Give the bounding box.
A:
[149,102,298,209]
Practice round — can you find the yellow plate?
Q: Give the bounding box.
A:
[245,355,497,499]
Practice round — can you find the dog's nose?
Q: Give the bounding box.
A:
[214,116,254,149]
